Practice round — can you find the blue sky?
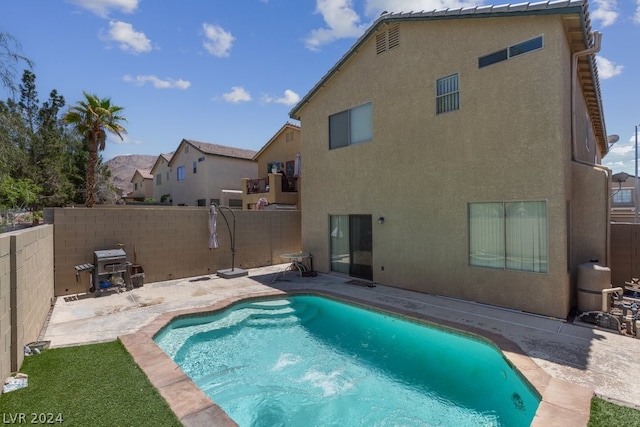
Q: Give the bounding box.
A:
[1,0,638,174]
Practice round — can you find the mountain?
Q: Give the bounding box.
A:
[105,155,157,194]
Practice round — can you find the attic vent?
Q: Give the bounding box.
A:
[376,25,400,54]
[388,26,399,49]
[376,32,386,54]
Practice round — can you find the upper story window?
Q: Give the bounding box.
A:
[436,74,459,115]
[193,161,197,174]
[613,189,633,205]
[198,156,205,162]
[479,35,543,68]
[156,174,162,185]
[329,102,373,149]
[177,166,185,181]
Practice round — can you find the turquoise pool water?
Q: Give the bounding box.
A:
[154,295,540,426]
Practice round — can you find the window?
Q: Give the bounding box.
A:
[166,171,169,181]
[198,156,205,162]
[479,35,543,68]
[469,201,547,273]
[134,183,138,190]
[613,189,632,204]
[177,166,185,181]
[193,161,197,174]
[436,74,459,115]
[197,199,206,207]
[156,174,162,185]
[329,102,373,149]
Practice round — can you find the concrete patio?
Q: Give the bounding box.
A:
[41,264,640,426]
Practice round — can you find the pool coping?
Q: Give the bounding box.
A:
[119,288,593,427]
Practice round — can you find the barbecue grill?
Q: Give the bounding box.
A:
[93,249,128,294]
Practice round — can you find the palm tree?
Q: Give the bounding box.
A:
[63,92,126,207]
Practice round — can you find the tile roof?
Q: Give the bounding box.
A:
[183,139,257,160]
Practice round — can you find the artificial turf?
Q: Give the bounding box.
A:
[0,340,181,426]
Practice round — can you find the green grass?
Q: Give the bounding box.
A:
[589,396,640,427]
[0,340,181,427]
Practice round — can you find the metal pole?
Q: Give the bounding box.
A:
[636,125,639,223]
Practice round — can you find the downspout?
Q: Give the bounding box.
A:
[570,31,610,266]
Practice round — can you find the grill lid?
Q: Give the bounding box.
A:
[94,249,126,260]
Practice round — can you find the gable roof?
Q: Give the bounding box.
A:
[289,0,606,154]
[150,152,174,174]
[168,139,257,166]
[131,169,152,183]
[252,122,301,160]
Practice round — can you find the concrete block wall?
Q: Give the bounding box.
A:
[0,235,11,385]
[48,207,302,296]
[0,225,54,384]
[610,223,640,287]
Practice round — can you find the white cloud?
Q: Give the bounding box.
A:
[202,23,234,57]
[123,75,191,89]
[635,0,640,24]
[305,0,367,51]
[222,86,252,103]
[263,89,301,106]
[68,0,138,18]
[364,0,481,16]
[110,134,142,145]
[596,56,623,80]
[589,0,619,27]
[105,21,152,54]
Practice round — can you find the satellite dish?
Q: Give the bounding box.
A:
[607,134,620,145]
[612,172,629,183]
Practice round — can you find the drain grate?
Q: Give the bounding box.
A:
[346,280,376,288]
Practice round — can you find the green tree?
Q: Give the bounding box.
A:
[0,32,33,95]
[63,92,127,207]
[0,175,41,210]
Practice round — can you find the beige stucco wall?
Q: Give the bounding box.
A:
[296,16,593,318]
[48,207,301,296]
[256,127,301,176]
[170,146,257,206]
[130,173,153,200]
[152,156,173,203]
[0,225,54,381]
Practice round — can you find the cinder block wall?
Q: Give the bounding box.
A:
[47,207,302,296]
[0,225,54,382]
[0,235,11,384]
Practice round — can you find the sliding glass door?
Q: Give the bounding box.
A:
[330,215,372,280]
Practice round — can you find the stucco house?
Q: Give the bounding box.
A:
[151,152,174,203]
[242,122,302,210]
[610,172,637,223]
[168,139,257,207]
[289,0,612,319]
[128,169,153,201]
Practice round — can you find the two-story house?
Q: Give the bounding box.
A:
[168,139,257,207]
[289,0,612,319]
[151,152,174,204]
[128,169,153,201]
[242,122,302,210]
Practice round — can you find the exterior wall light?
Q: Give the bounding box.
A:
[378,217,385,224]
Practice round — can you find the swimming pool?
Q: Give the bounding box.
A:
[155,295,540,426]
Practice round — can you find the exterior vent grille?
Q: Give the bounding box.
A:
[388,26,399,49]
[376,26,400,54]
[376,32,386,54]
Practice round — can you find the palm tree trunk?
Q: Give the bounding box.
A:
[85,140,97,207]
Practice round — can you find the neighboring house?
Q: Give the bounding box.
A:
[289,1,612,319]
[151,152,174,203]
[168,139,257,207]
[242,122,302,210]
[611,172,637,222]
[128,169,153,201]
